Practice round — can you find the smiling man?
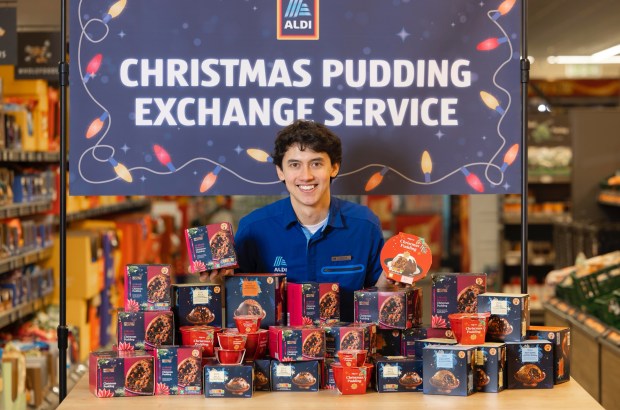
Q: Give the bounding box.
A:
[230,119,385,321]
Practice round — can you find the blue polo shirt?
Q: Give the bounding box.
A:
[234,196,384,322]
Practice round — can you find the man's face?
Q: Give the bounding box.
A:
[276,144,340,212]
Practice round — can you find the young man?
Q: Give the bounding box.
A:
[204,119,385,321]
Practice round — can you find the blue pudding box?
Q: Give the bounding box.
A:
[323,358,337,390]
[270,360,320,392]
[414,338,457,359]
[154,346,203,395]
[117,310,174,350]
[225,274,287,329]
[423,345,475,396]
[477,293,529,342]
[401,327,428,357]
[253,359,271,391]
[527,326,570,384]
[506,340,554,389]
[374,356,423,393]
[124,264,171,311]
[185,222,238,273]
[322,322,376,358]
[171,284,223,327]
[203,363,253,398]
[376,329,402,356]
[472,343,506,393]
[354,287,422,330]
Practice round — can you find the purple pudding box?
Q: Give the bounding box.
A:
[374,356,424,393]
[431,273,487,329]
[154,346,203,395]
[89,351,155,397]
[225,274,287,329]
[270,360,320,392]
[185,222,238,273]
[287,282,340,325]
[423,345,476,396]
[354,287,422,330]
[322,322,377,358]
[477,293,529,342]
[401,327,428,357]
[268,326,326,361]
[117,310,174,350]
[472,342,506,393]
[124,264,171,311]
[506,340,554,389]
[171,283,223,328]
[203,362,253,398]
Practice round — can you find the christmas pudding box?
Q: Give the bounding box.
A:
[125,264,171,311]
[380,233,432,285]
[376,329,402,356]
[414,338,458,359]
[185,222,238,273]
[323,322,377,358]
[225,274,286,329]
[203,362,253,398]
[253,359,272,391]
[154,346,203,395]
[354,287,422,330]
[171,284,223,328]
[423,345,476,396]
[268,326,326,361]
[89,351,155,397]
[270,360,320,392]
[430,273,487,329]
[374,356,423,393]
[477,293,529,342]
[117,310,174,350]
[505,340,554,389]
[287,282,340,325]
[401,327,428,357]
[472,342,506,393]
[527,326,570,384]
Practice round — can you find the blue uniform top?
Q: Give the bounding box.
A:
[234,196,384,322]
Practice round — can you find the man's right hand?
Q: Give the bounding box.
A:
[199,268,234,284]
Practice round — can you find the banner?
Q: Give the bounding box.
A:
[70,0,522,196]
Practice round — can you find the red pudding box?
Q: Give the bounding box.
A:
[171,283,223,328]
[117,310,174,350]
[527,326,570,384]
[185,222,238,273]
[354,287,422,329]
[431,273,487,329]
[268,326,326,361]
[225,274,286,329]
[287,282,340,325]
[89,351,155,397]
[154,346,203,395]
[380,233,432,285]
[322,322,377,357]
[124,264,171,311]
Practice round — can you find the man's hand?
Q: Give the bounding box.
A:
[199,268,234,284]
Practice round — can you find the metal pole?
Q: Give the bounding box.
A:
[57,0,69,402]
[520,0,530,294]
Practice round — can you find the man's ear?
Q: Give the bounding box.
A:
[331,163,340,178]
[276,165,285,182]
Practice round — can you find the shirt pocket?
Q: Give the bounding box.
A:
[320,264,365,276]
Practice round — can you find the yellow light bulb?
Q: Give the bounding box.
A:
[108,0,127,19]
[498,0,516,16]
[480,91,500,110]
[247,148,272,163]
[421,151,433,174]
[503,144,519,166]
[114,163,132,182]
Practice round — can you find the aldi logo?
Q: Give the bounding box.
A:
[277,0,319,40]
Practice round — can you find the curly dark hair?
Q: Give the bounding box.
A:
[272,120,342,170]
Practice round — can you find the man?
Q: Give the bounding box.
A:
[204,119,385,321]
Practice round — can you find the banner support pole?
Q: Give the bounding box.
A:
[520,0,530,295]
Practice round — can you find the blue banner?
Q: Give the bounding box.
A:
[70,0,522,195]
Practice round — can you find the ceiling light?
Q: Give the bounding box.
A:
[592,44,620,61]
[547,55,620,64]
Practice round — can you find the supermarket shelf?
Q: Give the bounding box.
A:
[0,246,53,275]
[0,292,52,329]
[502,213,570,225]
[0,150,60,163]
[0,200,52,219]
[504,256,555,267]
[529,174,571,184]
[63,198,151,223]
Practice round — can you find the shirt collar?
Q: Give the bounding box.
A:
[282,196,345,229]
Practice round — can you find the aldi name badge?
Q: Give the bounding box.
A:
[277,0,319,40]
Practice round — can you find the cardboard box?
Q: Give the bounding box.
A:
[125,264,171,311]
[117,310,174,350]
[527,326,570,384]
[423,345,476,396]
[270,360,320,392]
[287,282,340,325]
[506,340,554,389]
[374,356,423,392]
[225,274,286,329]
[478,293,529,342]
[171,283,223,327]
[269,326,326,361]
[322,322,377,358]
[414,338,458,359]
[204,363,253,398]
[89,351,155,397]
[253,359,272,391]
[185,222,238,273]
[376,329,402,356]
[473,342,506,393]
[154,346,203,395]
[431,273,487,328]
[401,327,428,357]
[354,287,422,330]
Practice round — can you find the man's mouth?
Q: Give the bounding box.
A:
[298,184,316,192]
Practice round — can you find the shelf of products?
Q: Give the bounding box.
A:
[64,198,151,223]
[0,150,60,163]
[0,201,52,219]
[0,247,53,274]
[0,294,52,329]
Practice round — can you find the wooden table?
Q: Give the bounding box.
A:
[59,375,603,409]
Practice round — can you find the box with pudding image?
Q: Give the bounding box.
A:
[423,345,476,396]
[225,274,286,329]
[287,282,340,325]
[117,310,174,350]
[430,273,487,329]
[185,222,238,273]
[89,351,155,397]
[472,342,506,393]
[154,346,203,395]
[268,326,326,361]
[323,322,377,358]
[270,360,320,392]
[354,287,422,330]
[527,326,570,384]
[171,283,223,328]
[124,264,171,311]
[253,359,272,391]
[380,233,433,285]
[477,293,529,342]
[203,361,253,398]
[505,340,553,389]
[374,356,423,393]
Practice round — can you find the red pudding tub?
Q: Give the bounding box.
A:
[332,362,374,392]
[244,329,269,362]
[337,350,367,367]
[217,332,247,350]
[448,312,490,344]
[234,315,262,333]
[215,348,246,365]
[179,325,219,357]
